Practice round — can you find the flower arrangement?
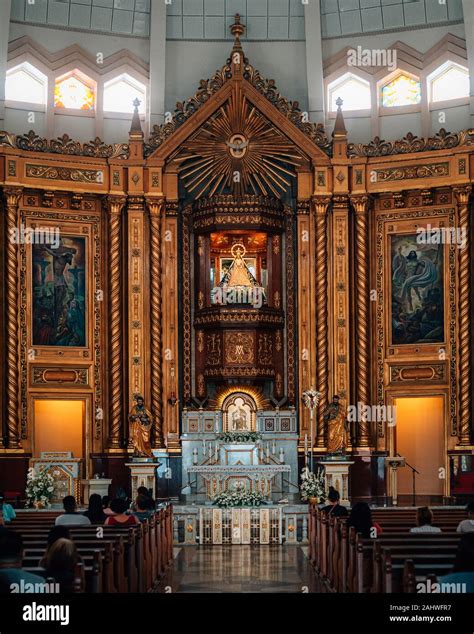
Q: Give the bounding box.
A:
[217,431,262,443]
[212,483,266,507]
[25,467,55,508]
[300,466,326,502]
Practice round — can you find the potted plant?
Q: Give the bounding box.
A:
[25,467,55,509]
[212,483,266,507]
[300,466,325,504]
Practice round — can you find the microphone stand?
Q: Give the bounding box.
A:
[397,453,420,506]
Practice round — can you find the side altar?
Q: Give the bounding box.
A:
[181,402,299,503]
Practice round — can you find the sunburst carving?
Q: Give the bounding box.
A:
[209,384,270,411]
[171,85,303,199]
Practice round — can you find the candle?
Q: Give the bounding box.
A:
[304,434,308,453]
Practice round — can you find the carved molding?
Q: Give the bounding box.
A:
[0,130,128,159]
[25,164,104,184]
[375,162,449,183]
[348,128,474,158]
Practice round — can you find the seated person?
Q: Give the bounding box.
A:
[39,526,71,568]
[102,496,114,516]
[133,495,154,523]
[130,487,155,512]
[0,493,16,524]
[105,499,139,526]
[41,538,81,593]
[457,500,474,534]
[438,533,474,592]
[0,529,45,593]
[83,494,107,524]
[347,502,382,538]
[410,506,442,533]
[55,496,91,526]
[321,487,348,518]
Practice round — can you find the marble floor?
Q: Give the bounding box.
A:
[157,545,321,593]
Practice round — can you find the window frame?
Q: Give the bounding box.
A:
[53,69,97,115]
[427,61,470,109]
[103,72,147,117]
[327,71,372,117]
[5,61,48,111]
[377,69,422,116]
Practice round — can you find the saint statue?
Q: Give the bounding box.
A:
[128,395,153,458]
[323,395,349,455]
[231,405,248,431]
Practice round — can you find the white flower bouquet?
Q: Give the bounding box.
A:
[217,431,262,443]
[212,483,266,507]
[25,467,55,508]
[300,466,326,502]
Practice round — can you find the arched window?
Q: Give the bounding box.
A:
[428,62,469,103]
[328,73,371,111]
[54,71,95,110]
[381,73,421,108]
[103,74,146,114]
[5,62,47,105]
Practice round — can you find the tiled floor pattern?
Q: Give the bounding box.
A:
[157,545,320,593]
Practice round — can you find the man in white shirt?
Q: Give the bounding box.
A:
[55,495,91,526]
[457,501,474,534]
[409,506,442,533]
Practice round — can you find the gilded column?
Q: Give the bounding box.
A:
[351,194,371,447]
[147,197,164,448]
[454,186,472,445]
[126,196,149,417]
[3,187,23,449]
[313,196,331,447]
[107,195,126,449]
[162,202,180,450]
[297,200,314,446]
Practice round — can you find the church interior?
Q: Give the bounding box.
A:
[0,0,474,628]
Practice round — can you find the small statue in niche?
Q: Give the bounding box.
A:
[231,405,248,431]
[323,395,349,455]
[128,394,153,458]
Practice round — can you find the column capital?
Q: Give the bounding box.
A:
[312,195,332,215]
[146,197,165,216]
[106,195,127,214]
[3,186,23,207]
[453,185,472,205]
[350,194,370,213]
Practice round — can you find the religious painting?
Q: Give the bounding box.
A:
[32,236,86,346]
[390,234,444,345]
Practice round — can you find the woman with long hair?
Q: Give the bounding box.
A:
[347,502,382,538]
[83,494,107,524]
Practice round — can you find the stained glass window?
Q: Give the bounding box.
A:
[6,62,47,105]
[54,73,95,110]
[103,74,146,114]
[381,74,421,108]
[328,73,371,111]
[430,63,469,103]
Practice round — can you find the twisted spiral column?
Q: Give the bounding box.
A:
[148,199,164,448]
[454,186,472,445]
[313,196,331,447]
[3,188,23,449]
[352,195,371,447]
[107,196,126,448]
